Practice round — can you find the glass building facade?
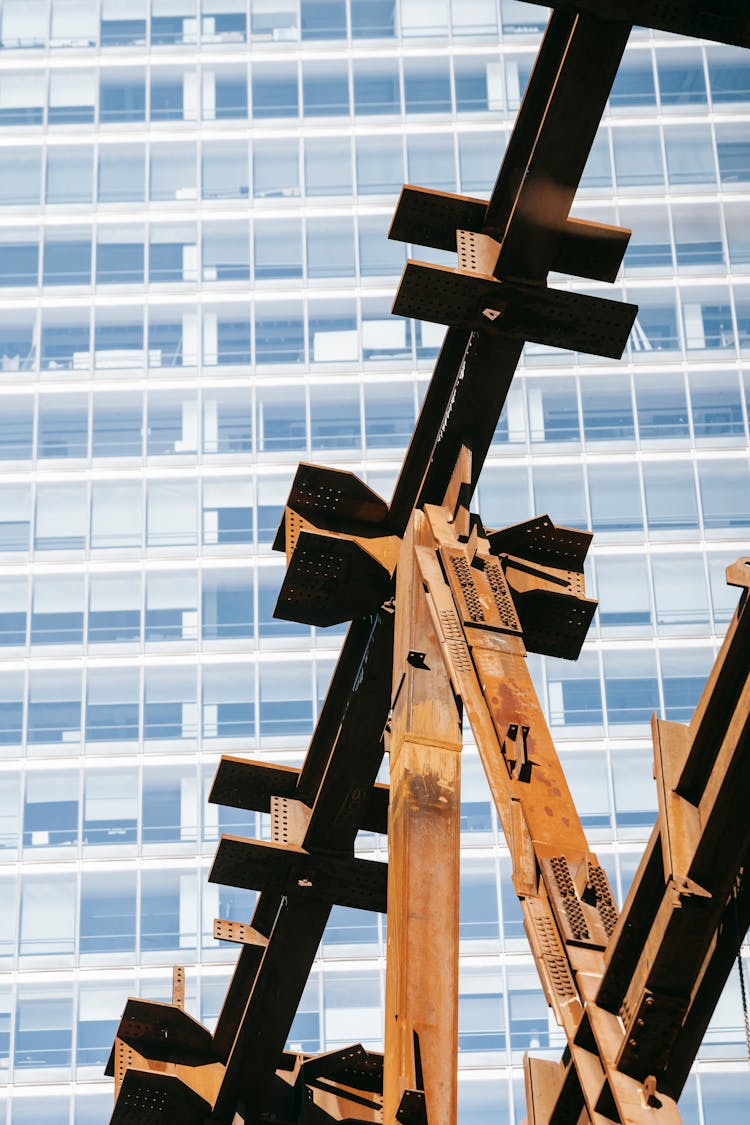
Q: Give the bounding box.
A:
[0,1,747,1121]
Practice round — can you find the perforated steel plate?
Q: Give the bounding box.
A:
[115,1000,215,1065]
[209,757,299,813]
[488,515,592,571]
[111,1071,210,1125]
[210,835,388,913]
[389,185,487,252]
[505,585,598,661]
[290,463,389,526]
[275,529,392,627]
[392,261,638,360]
[301,1043,384,1093]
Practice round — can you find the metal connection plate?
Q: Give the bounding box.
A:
[111,999,215,1065]
[488,515,592,571]
[209,757,299,813]
[388,185,487,251]
[111,1071,211,1125]
[392,261,638,360]
[275,530,392,628]
[210,835,388,913]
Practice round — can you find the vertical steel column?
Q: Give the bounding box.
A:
[383,509,463,1125]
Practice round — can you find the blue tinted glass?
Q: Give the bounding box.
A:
[41,314,89,370]
[404,59,451,113]
[253,139,299,197]
[356,134,403,193]
[0,313,36,370]
[603,651,659,726]
[454,58,494,112]
[206,6,246,40]
[80,873,136,952]
[203,480,253,545]
[15,992,73,1069]
[255,305,304,365]
[613,128,663,187]
[152,15,191,45]
[98,146,146,202]
[101,17,146,47]
[259,663,312,738]
[99,73,146,121]
[43,238,91,286]
[141,870,192,951]
[150,74,184,120]
[707,49,750,104]
[28,672,81,745]
[351,0,395,37]
[215,72,248,118]
[301,0,346,39]
[634,374,689,441]
[0,78,43,125]
[690,372,744,439]
[23,773,78,846]
[588,464,643,534]
[0,241,38,286]
[203,666,255,739]
[303,62,349,115]
[304,136,352,195]
[643,461,699,532]
[96,241,144,284]
[255,220,302,279]
[31,578,84,645]
[202,572,253,640]
[202,141,249,199]
[460,861,499,941]
[657,51,707,105]
[699,461,750,529]
[580,377,634,443]
[0,150,41,205]
[46,147,93,204]
[252,65,299,118]
[408,133,456,191]
[661,650,713,722]
[610,56,656,108]
[0,399,33,460]
[716,123,750,183]
[664,125,716,185]
[353,60,401,115]
[88,575,141,645]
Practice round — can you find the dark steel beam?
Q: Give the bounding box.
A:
[520,0,750,49]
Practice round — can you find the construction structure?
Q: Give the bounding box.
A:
[108,5,750,1125]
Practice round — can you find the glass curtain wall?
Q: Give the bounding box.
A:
[0,2,747,1122]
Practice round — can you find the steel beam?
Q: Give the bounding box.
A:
[383,509,462,1125]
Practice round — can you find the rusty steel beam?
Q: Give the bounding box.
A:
[409,478,682,1125]
[597,560,750,1100]
[383,506,462,1125]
